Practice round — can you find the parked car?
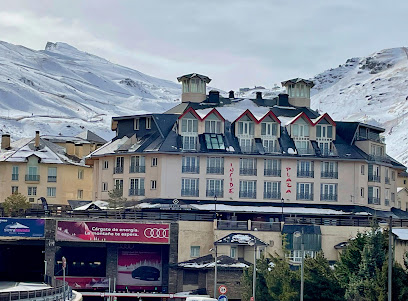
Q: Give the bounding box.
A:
[131,266,160,281]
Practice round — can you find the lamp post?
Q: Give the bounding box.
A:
[388,216,393,301]
[214,194,218,299]
[281,198,284,222]
[249,239,257,301]
[294,229,304,301]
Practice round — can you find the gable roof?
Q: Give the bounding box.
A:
[215,233,268,246]
[281,78,315,87]
[258,111,281,124]
[289,112,314,125]
[312,113,336,126]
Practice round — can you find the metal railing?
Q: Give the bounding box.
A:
[264,169,281,177]
[113,166,124,174]
[320,194,337,201]
[297,170,314,178]
[0,281,72,301]
[321,171,338,179]
[217,220,248,230]
[297,193,313,200]
[206,167,224,174]
[181,189,199,197]
[264,192,281,199]
[239,168,257,176]
[182,166,200,173]
[368,174,381,182]
[297,147,314,155]
[129,165,146,173]
[129,188,145,196]
[206,190,224,198]
[239,191,256,198]
[47,176,57,182]
[368,196,381,205]
[12,174,19,181]
[251,221,281,231]
[385,177,390,184]
[25,175,40,182]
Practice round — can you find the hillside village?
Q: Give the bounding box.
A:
[2,68,408,300]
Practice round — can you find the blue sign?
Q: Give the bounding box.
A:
[0,218,45,237]
[218,295,228,301]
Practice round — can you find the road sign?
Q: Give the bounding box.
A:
[218,285,227,295]
[250,297,254,301]
[218,295,228,301]
[62,256,67,269]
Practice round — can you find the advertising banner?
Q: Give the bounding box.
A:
[117,245,162,290]
[55,276,108,289]
[56,221,169,244]
[0,218,44,237]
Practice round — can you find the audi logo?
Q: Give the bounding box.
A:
[144,228,169,239]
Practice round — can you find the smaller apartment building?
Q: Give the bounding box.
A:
[0,131,103,205]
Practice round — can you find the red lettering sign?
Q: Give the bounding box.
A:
[229,162,234,193]
[285,167,292,195]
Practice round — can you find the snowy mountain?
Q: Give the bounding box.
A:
[0,41,182,140]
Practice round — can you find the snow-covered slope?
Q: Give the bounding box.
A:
[0,41,182,140]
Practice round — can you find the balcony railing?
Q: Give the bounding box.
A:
[368,174,381,182]
[216,220,281,232]
[129,188,145,196]
[25,174,40,182]
[239,168,257,176]
[47,176,57,182]
[11,174,19,181]
[296,193,313,200]
[385,199,390,206]
[368,196,381,205]
[239,191,256,198]
[129,165,146,173]
[182,166,200,173]
[114,166,124,174]
[320,194,337,201]
[264,192,281,199]
[206,190,224,198]
[297,170,314,178]
[385,177,390,184]
[217,220,248,230]
[206,167,224,174]
[297,147,314,155]
[251,221,281,231]
[264,169,281,177]
[321,171,338,179]
[181,189,199,197]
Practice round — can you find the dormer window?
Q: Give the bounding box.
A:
[316,124,334,156]
[237,120,254,153]
[261,121,279,153]
[205,120,221,133]
[181,118,198,151]
[292,124,309,137]
[316,125,332,139]
[134,118,140,130]
[146,117,151,129]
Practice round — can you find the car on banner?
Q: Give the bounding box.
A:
[131,266,160,281]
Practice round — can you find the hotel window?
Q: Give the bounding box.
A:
[391,171,395,181]
[320,183,337,201]
[368,164,381,182]
[78,169,84,180]
[48,167,57,182]
[230,247,237,259]
[261,121,278,137]
[296,183,313,200]
[295,140,311,155]
[77,190,83,199]
[263,139,279,153]
[368,186,381,205]
[129,178,145,196]
[316,125,333,139]
[297,161,314,178]
[151,157,158,167]
[114,179,124,190]
[207,157,224,174]
[181,118,198,150]
[182,156,200,173]
[292,123,309,138]
[264,159,281,177]
[151,180,157,190]
[146,117,151,129]
[205,120,221,133]
[102,182,108,192]
[134,118,140,130]
[11,186,18,194]
[264,181,281,199]
[361,187,364,197]
[190,246,200,258]
[237,120,254,152]
[240,158,257,176]
[28,187,37,196]
[321,161,338,178]
[103,160,109,169]
[206,179,224,197]
[47,187,56,197]
[12,166,19,181]
[181,178,199,197]
[239,180,256,198]
[361,165,365,175]
[130,156,146,173]
[385,189,390,206]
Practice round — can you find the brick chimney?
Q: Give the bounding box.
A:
[35,131,40,148]
[1,134,10,149]
[65,141,75,156]
[75,143,84,158]
[229,90,235,99]
[256,92,262,100]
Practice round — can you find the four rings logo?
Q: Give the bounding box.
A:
[144,228,169,239]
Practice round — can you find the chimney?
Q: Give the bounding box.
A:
[229,90,235,99]
[1,134,10,149]
[278,93,289,107]
[65,141,75,156]
[208,90,220,103]
[256,92,262,100]
[75,143,84,158]
[35,131,40,148]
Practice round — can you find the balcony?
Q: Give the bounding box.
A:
[297,170,314,178]
[216,220,281,232]
[11,174,18,181]
[182,166,200,173]
[239,191,256,198]
[368,196,380,205]
[320,194,337,201]
[385,177,390,184]
[25,175,40,182]
[368,174,381,182]
[113,166,124,174]
[47,176,57,182]
[129,188,145,196]
[263,192,281,199]
[264,169,281,177]
[297,147,314,155]
[321,171,338,179]
[206,190,224,198]
[181,189,199,197]
[217,220,248,230]
[296,193,313,201]
[239,168,257,176]
[129,165,146,173]
[206,167,224,174]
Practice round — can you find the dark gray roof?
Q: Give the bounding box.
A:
[178,254,251,269]
[76,130,107,144]
[216,233,267,246]
[281,78,315,87]
[177,73,211,83]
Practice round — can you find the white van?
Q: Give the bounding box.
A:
[185,297,218,301]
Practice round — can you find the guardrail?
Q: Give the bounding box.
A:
[0,282,72,301]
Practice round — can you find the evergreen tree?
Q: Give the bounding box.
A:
[3,192,30,216]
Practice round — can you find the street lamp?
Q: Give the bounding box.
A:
[281,198,284,222]
[294,229,304,301]
[388,216,393,301]
[249,238,257,301]
[213,194,218,299]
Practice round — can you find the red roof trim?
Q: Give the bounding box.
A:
[202,108,225,122]
[258,111,281,124]
[178,107,202,121]
[290,112,314,125]
[234,109,259,123]
[313,113,336,126]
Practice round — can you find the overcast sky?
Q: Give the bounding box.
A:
[1,0,408,90]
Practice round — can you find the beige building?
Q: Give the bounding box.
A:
[0,131,105,206]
